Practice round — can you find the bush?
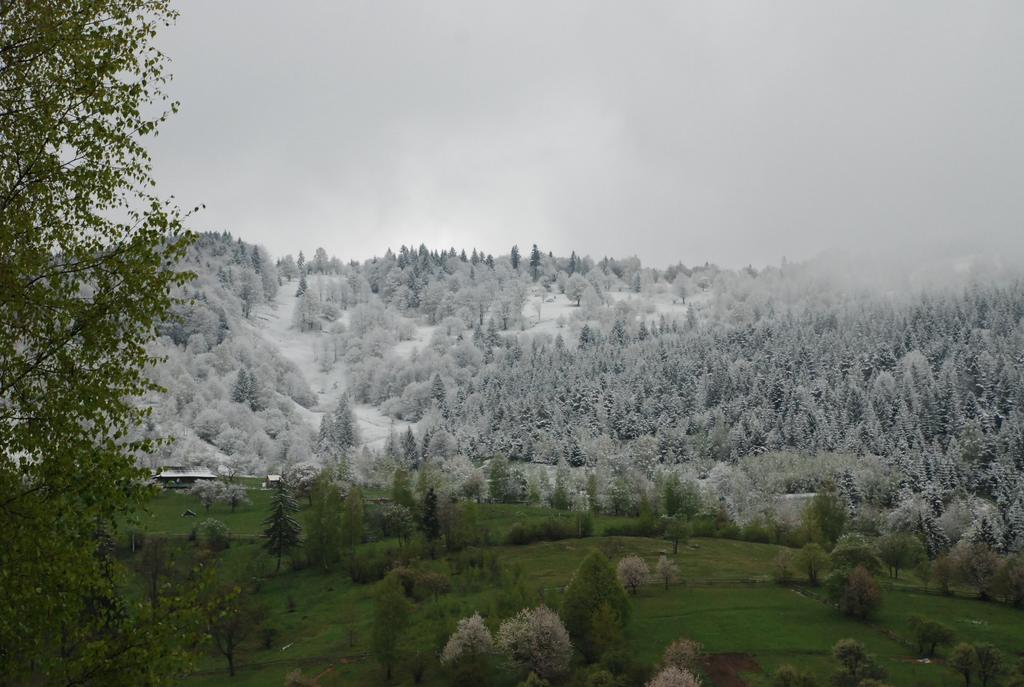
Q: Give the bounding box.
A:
[829,566,881,620]
[603,516,664,538]
[505,517,591,545]
[197,518,230,551]
[909,616,955,657]
[348,549,391,584]
[392,566,452,600]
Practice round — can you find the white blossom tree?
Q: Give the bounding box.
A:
[617,555,650,595]
[655,555,681,591]
[440,613,495,665]
[496,606,572,680]
[647,666,702,687]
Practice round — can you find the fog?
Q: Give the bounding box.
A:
[151,1,1024,268]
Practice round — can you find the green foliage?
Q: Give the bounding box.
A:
[949,643,979,687]
[263,480,302,572]
[774,664,818,687]
[341,487,366,550]
[198,519,231,551]
[391,469,416,509]
[488,456,512,503]
[975,643,1005,687]
[421,487,441,544]
[305,476,343,571]
[561,550,631,661]
[829,565,882,620]
[908,616,955,657]
[798,543,829,585]
[804,484,848,547]
[372,572,414,680]
[829,534,883,576]
[831,638,886,687]
[876,533,926,579]
[0,0,200,681]
[664,518,691,554]
[506,516,593,545]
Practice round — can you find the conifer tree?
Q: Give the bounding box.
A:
[263,479,302,572]
[529,244,542,281]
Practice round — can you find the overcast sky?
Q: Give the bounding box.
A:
[150,1,1024,268]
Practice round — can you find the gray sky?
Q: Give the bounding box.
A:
[151,1,1024,267]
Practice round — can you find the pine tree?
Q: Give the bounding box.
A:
[510,245,521,270]
[263,480,302,572]
[231,368,251,405]
[529,244,542,281]
[295,271,308,296]
[421,487,441,545]
[332,395,360,450]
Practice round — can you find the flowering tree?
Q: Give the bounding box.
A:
[441,613,495,665]
[617,555,650,595]
[647,666,702,687]
[662,638,703,673]
[656,555,681,590]
[497,606,572,680]
[189,480,224,512]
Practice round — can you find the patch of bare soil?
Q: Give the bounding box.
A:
[701,653,763,687]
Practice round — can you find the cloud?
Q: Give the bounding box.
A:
[150,1,1024,267]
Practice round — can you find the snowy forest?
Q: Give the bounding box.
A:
[144,232,1024,557]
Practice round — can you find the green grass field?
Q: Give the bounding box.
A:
[128,489,1024,687]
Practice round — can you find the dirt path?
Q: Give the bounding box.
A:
[702,653,762,687]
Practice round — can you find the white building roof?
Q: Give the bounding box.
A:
[153,466,218,479]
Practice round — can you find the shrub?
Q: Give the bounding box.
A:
[908,616,954,657]
[773,664,817,687]
[505,517,592,545]
[833,565,882,620]
[198,518,230,551]
[831,638,886,687]
[348,549,391,584]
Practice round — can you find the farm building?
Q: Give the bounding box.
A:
[152,466,218,489]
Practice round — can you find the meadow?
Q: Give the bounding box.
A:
[125,488,1024,687]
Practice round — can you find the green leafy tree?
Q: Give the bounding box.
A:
[341,487,365,550]
[561,551,631,661]
[804,483,848,547]
[831,638,886,687]
[372,572,413,680]
[909,616,955,657]
[391,468,416,508]
[975,644,1005,687]
[206,586,267,677]
[829,565,882,620]
[0,1,201,682]
[798,543,829,585]
[664,518,690,554]
[305,476,343,571]
[488,456,511,503]
[263,480,302,572]
[950,643,979,687]
[876,533,926,579]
